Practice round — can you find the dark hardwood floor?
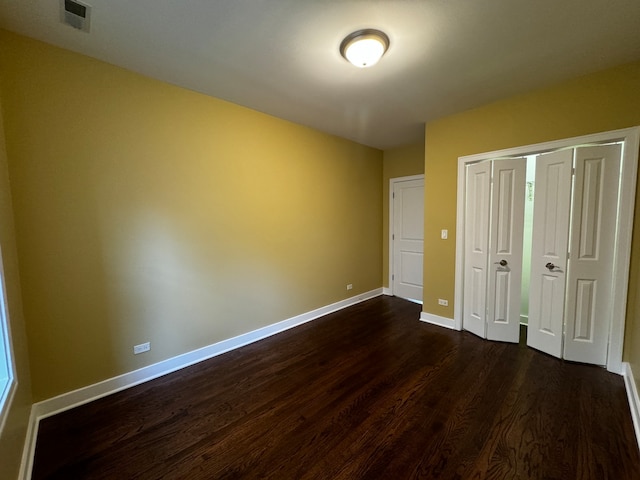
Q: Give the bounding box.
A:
[32,296,640,479]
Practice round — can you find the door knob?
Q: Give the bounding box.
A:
[546,262,562,270]
[494,259,508,267]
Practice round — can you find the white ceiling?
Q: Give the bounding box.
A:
[1,0,640,149]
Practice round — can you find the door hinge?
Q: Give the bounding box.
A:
[572,167,576,175]
[392,234,395,240]
[392,274,395,281]
[393,192,395,199]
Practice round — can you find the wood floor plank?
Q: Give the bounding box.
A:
[31,296,640,479]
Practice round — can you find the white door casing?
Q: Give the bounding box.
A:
[391,177,424,302]
[463,161,491,338]
[563,144,622,365]
[486,158,526,343]
[527,149,573,358]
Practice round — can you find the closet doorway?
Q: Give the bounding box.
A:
[453,127,639,374]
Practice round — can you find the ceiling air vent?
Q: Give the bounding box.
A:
[61,0,91,32]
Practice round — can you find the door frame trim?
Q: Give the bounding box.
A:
[389,174,425,298]
[453,126,640,374]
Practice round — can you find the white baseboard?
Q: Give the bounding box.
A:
[19,287,383,480]
[622,362,640,453]
[420,311,457,330]
[382,287,392,296]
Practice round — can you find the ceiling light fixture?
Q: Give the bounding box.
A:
[340,29,389,68]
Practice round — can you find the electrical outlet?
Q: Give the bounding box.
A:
[441,229,448,240]
[134,342,150,354]
[347,284,353,290]
[438,299,448,306]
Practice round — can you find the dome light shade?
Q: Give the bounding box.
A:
[340,29,389,68]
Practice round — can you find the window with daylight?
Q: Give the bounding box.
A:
[0,249,15,432]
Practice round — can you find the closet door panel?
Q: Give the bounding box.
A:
[527,150,573,358]
[463,162,491,338]
[486,158,526,343]
[563,144,621,365]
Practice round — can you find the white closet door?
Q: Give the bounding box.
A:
[486,159,526,343]
[463,162,491,338]
[527,150,573,358]
[563,144,622,365]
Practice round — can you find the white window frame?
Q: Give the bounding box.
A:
[0,246,17,434]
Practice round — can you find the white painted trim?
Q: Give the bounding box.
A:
[454,127,640,372]
[0,245,19,436]
[0,377,16,435]
[382,287,393,296]
[388,174,424,297]
[420,311,456,330]
[608,128,639,374]
[18,288,383,479]
[453,157,466,331]
[622,362,640,453]
[458,128,639,163]
[18,405,39,480]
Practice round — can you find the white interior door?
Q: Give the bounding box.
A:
[527,150,573,358]
[463,162,491,338]
[486,158,526,343]
[392,178,424,301]
[563,144,622,365]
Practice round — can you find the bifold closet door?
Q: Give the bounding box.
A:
[527,145,622,363]
[464,144,624,365]
[464,159,525,341]
[563,144,622,365]
[527,150,573,358]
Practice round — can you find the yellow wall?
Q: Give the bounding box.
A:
[0,89,33,478]
[0,31,383,401]
[382,143,425,287]
[422,61,640,381]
